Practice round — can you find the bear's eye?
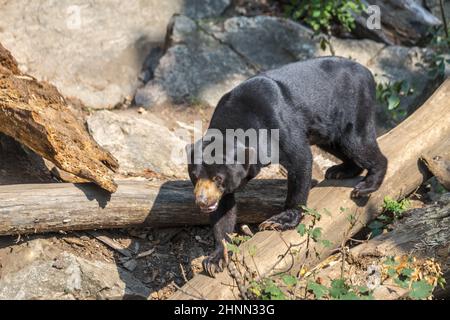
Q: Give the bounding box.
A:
[213,175,223,184]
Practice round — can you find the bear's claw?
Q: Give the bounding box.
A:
[258,220,282,231]
[258,209,302,232]
[202,241,229,277]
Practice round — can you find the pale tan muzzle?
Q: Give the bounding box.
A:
[194,179,223,213]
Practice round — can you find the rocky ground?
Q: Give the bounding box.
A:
[0,0,448,299]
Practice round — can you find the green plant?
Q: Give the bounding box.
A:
[285,0,365,33]
[307,278,373,300]
[249,279,286,300]
[285,0,366,54]
[425,30,450,79]
[368,196,410,237]
[226,234,251,255]
[382,256,445,300]
[376,80,414,121]
[382,196,410,218]
[297,206,333,248]
[424,0,449,80]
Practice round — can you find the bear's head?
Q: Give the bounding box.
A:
[186,137,258,213]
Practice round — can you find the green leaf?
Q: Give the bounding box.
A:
[387,268,397,278]
[347,214,356,224]
[297,223,307,236]
[409,280,434,300]
[387,94,400,110]
[329,279,348,299]
[263,281,285,300]
[370,228,383,238]
[321,239,333,248]
[307,281,328,299]
[368,220,384,230]
[282,275,298,287]
[249,281,262,297]
[311,227,323,241]
[384,256,398,267]
[226,243,240,254]
[400,267,414,278]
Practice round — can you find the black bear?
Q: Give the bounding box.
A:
[187,56,387,277]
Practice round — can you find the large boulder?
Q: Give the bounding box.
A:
[354,0,442,46]
[0,0,230,109]
[87,110,187,177]
[136,15,440,124]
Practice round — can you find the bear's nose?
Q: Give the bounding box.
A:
[196,194,208,207]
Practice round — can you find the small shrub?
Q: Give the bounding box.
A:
[368,196,410,237]
[285,0,365,33]
[376,80,414,122]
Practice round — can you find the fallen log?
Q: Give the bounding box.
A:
[0,43,118,192]
[422,149,450,190]
[170,79,450,299]
[0,179,284,235]
[304,193,450,300]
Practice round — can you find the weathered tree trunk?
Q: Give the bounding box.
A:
[306,193,450,299]
[0,180,285,235]
[422,149,450,190]
[0,43,118,192]
[170,79,450,300]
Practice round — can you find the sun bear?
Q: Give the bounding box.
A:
[187,56,387,277]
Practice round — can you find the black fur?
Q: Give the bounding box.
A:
[188,56,387,277]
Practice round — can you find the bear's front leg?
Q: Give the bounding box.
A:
[203,193,237,277]
[259,147,312,231]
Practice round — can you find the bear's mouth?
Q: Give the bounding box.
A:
[194,179,223,214]
[200,201,219,213]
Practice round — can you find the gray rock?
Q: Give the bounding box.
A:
[87,110,187,177]
[137,15,440,120]
[354,0,442,46]
[426,0,450,23]
[122,259,138,272]
[0,0,230,109]
[0,239,150,300]
[136,15,253,108]
[184,0,231,19]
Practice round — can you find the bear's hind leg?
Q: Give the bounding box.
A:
[318,144,364,180]
[325,161,364,180]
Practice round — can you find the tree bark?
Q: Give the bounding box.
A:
[0,179,285,235]
[170,79,450,300]
[0,43,119,193]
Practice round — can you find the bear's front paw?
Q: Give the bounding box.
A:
[202,245,229,278]
[259,209,302,231]
[351,181,377,198]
